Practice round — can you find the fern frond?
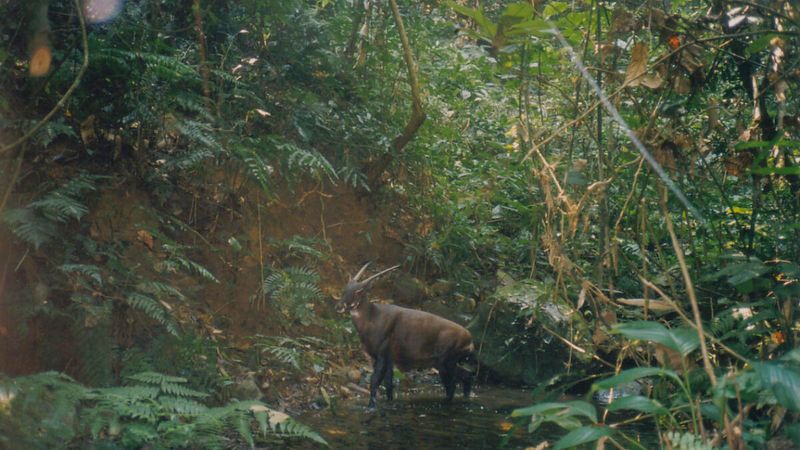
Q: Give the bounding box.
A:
[127,372,187,385]
[236,413,255,449]
[61,263,103,286]
[94,48,198,81]
[3,208,58,249]
[270,235,329,261]
[136,280,185,300]
[267,136,338,182]
[159,382,208,399]
[175,119,222,152]
[275,417,328,445]
[173,91,214,121]
[125,292,179,336]
[231,144,272,191]
[93,386,160,400]
[158,244,219,283]
[158,396,208,415]
[338,165,370,191]
[30,194,89,223]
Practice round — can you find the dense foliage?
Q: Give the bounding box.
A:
[1,0,799,448]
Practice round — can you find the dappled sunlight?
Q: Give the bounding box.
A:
[82,0,124,24]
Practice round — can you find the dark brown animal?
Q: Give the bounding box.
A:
[336,263,474,408]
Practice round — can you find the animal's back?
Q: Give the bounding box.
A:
[375,303,473,371]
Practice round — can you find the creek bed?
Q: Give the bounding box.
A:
[297,384,564,449]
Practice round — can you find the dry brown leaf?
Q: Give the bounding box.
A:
[654,343,695,373]
[624,42,649,87]
[527,441,550,450]
[80,115,97,145]
[616,298,673,312]
[611,8,636,34]
[136,229,154,250]
[673,76,691,95]
[638,74,663,89]
[576,283,587,310]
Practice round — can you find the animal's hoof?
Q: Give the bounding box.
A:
[365,405,377,413]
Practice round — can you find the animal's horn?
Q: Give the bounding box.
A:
[361,265,400,285]
[353,262,371,281]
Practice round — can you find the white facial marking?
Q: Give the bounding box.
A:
[350,310,360,319]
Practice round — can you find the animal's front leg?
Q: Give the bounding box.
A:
[438,363,456,401]
[383,358,394,400]
[368,352,390,408]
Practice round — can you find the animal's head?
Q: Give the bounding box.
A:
[335,263,399,313]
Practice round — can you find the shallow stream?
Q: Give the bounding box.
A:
[299,384,589,449]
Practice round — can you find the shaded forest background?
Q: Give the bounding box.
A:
[0,0,799,448]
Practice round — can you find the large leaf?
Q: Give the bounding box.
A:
[446,1,496,37]
[593,367,680,392]
[553,425,613,450]
[506,19,551,38]
[501,2,534,19]
[614,321,699,356]
[512,400,597,423]
[709,260,770,286]
[753,361,800,412]
[606,395,668,415]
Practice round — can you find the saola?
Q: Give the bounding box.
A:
[336,263,474,408]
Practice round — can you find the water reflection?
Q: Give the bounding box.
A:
[299,386,552,449]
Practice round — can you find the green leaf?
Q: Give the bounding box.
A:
[553,425,613,450]
[718,261,769,286]
[752,166,800,175]
[753,362,800,412]
[734,139,800,151]
[593,367,680,392]
[614,321,699,356]
[606,395,668,415]
[228,236,243,252]
[512,401,566,417]
[542,1,569,19]
[446,1,497,36]
[502,2,534,20]
[512,400,596,423]
[746,34,778,54]
[506,19,551,38]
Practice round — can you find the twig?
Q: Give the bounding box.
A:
[613,162,646,234]
[0,144,27,216]
[540,323,615,369]
[0,0,89,156]
[367,0,426,187]
[658,188,716,386]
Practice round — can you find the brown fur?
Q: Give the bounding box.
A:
[338,269,474,408]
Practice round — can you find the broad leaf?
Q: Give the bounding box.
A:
[606,395,668,415]
[446,1,496,37]
[593,367,679,391]
[553,425,613,450]
[753,362,800,412]
[614,321,699,356]
[502,2,534,20]
[512,400,597,423]
[624,43,648,86]
[752,166,800,175]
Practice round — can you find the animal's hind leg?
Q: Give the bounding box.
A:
[383,358,394,400]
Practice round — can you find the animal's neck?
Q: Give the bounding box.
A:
[350,300,373,333]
